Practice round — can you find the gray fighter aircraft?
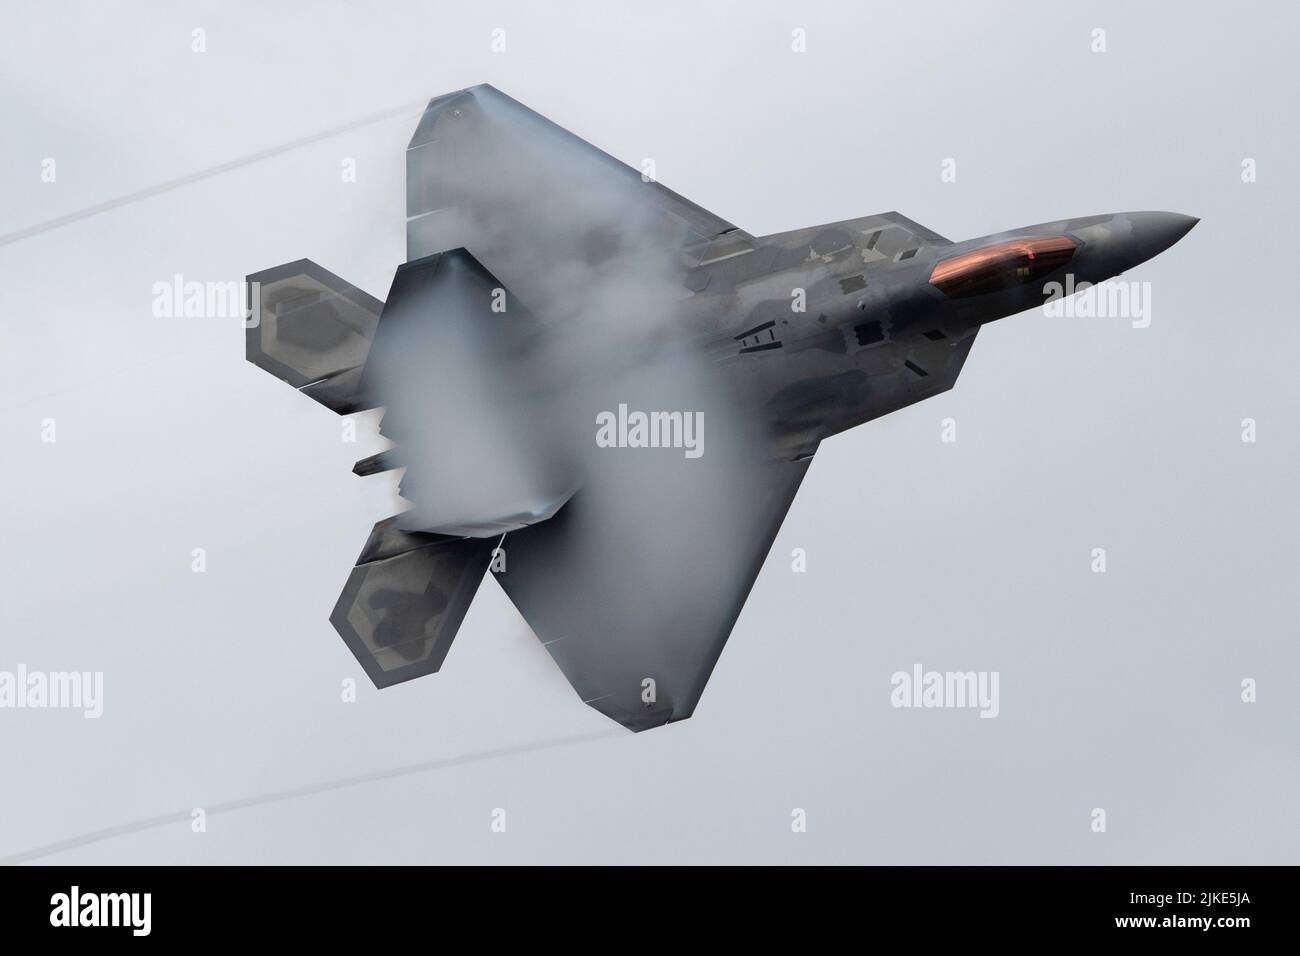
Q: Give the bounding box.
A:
[246,85,1196,731]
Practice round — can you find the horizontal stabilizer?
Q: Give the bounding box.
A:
[330,517,497,687]
[245,259,383,414]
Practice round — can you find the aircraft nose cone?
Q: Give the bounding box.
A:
[1129,211,1199,263]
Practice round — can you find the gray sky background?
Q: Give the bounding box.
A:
[1,0,1296,864]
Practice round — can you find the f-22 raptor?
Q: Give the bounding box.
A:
[246,85,1196,731]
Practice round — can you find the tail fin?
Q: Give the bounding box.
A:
[245,259,383,414]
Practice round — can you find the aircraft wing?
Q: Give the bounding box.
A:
[404,84,740,310]
[496,447,813,731]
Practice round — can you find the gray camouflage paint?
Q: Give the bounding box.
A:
[245,85,1195,731]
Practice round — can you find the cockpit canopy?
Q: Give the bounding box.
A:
[929,236,1077,298]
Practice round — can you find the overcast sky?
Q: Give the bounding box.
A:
[1,0,1295,864]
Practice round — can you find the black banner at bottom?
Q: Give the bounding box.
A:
[0,865,1282,941]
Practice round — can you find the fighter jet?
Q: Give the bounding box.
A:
[246,84,1196,731]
